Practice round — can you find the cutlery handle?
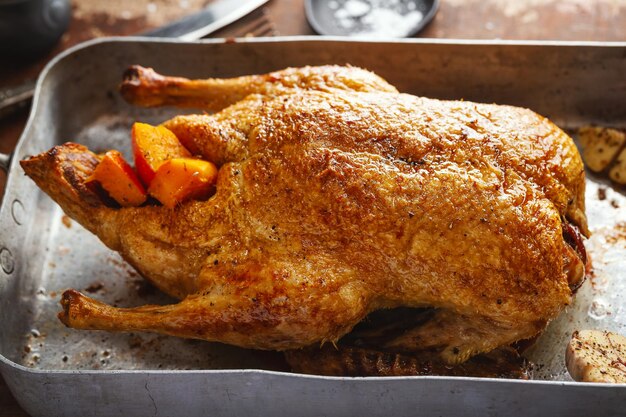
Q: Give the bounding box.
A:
[0,80,36,120]
[0,152,11,173]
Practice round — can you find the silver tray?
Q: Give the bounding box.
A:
[1,37,625,417]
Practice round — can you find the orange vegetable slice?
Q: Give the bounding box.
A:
[132,122,191,186]
[87,150,147,207]
[148,158,218,208]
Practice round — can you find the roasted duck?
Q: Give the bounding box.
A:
[21,65,588,368]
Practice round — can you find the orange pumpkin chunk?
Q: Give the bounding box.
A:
[132,122,191,186]
[148,158,218,208]
[87,150,147,207]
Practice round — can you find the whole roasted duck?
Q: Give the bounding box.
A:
[21,65,588,368]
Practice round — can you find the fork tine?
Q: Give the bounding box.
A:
[245,22,277,38]
[235,15,269,34]
[207,7,278,38]
[233,8,278,37]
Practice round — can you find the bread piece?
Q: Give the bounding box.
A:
[566,329,626,383]
[578,126,626,173]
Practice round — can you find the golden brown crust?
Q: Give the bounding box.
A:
[22,66,587,364]
[20,143,104,229]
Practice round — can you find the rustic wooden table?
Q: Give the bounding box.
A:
[1,0,625,415]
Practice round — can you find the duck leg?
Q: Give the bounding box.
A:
[119,65,398,111]
[58,268,371,351]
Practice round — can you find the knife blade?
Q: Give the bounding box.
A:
[0,0,270,119]
[144,0,269,40]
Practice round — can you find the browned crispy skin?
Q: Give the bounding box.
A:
[21,66,587,364]
[285,345,530,379]
[120,65,398,110]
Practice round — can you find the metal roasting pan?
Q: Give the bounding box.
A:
[1,37,626,417]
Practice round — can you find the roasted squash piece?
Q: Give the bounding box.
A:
[132,122,191,186]
[87,150,147,207]
[147,157,218,208]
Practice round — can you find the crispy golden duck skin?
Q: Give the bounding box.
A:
[21,65,588,365]
[120,64,398,110]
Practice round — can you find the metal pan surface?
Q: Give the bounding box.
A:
[0,37,625,417]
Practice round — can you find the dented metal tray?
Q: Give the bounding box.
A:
[0,37,625,416]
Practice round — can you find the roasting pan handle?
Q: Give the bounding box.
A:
[0,79,35,121]
[0,152,11,173]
